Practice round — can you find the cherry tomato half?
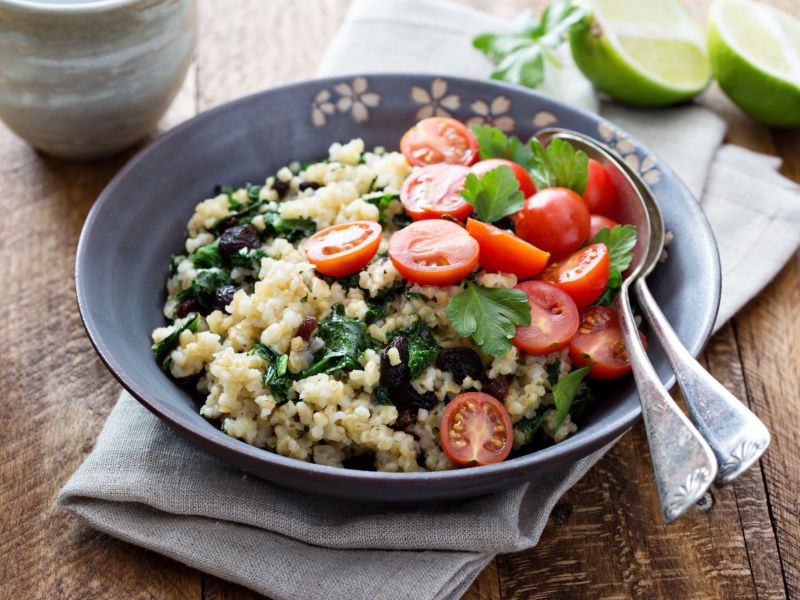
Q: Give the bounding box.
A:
[388,219,479,286]
[569,306,645,379]
[540,243,610,307]
[465,218,549,280]
[400,117,478,167]
[304,220,381,277]
[583,159,617,217]
[440,392,513,467]
[512,281,579,356]
[589,214,619,241]
[514,187,590,261]
[471,159,537,198]
[400,164,472,221]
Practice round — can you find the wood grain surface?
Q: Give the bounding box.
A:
[0,1,797,598]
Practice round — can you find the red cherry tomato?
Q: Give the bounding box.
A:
[471,159,537,198]
[465,218,549,279]
[514,187,590,261]
[304,221,381,277]
[569,306,645,379]
[400,117,478,167]
[589,214,619,240]
[400,164,472,221]
[512,281,579,356]
[583,159,617,217]
[440,392,513,467]
[540,244,610,307]
[388,219,479,286]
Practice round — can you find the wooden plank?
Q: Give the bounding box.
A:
[0,57,201,600]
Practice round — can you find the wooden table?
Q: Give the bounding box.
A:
[1,1,798,598]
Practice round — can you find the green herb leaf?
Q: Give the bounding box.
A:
[362,191,400,227]
[262,210,316,242]
[229,247,267,271]
[304,304,369,377]
[388,320,440,379]
[469,124,533,166]
[546,359,561,387]
[552,366,592,430]
[592,225,637,306]
[188,244,224,269]
[252,343,292,403]
[374,385,394,406]
[152,313,200,372]
[528,138,588,194]
[446,282,531,357]
[191,267,232,308]
[365,281,406,325]
[460,166,525,223]
[515,414,545,447]
[473,0,587,89]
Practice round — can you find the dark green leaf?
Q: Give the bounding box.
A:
[152,313,200,372]
[363,191,400,227]
[229,247,267,271]
[189,244,224,269]
[546,359,561,387]
[592,225,637,306]
[321,272,362,291]
[515,414,545,447]
[469,124,533,166]
[365,281,406,325]
[460,166,525,223]
[304,304,369,377]
[388,319,440,379]
[446,282,531,357]
[262,210,316,242]
[374,385,393,406]
[169,254,183,277]
[191,267,232,308]
[252,343,292,403]
[553,366,592,430]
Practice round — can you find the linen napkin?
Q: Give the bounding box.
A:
[60,1,800,599]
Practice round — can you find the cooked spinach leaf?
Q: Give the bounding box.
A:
[365,281,407,325]
[189,244,224,269]
[304,304,369,377]
[252,343,293,403]
[192,267,232,308]
[515,414,545,447]
[229,247,268,271]
[363,191,399,227]
[261,210,316,242]
[152,313,200,372]
[388,319,440,379]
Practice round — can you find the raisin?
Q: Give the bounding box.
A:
[175,296,200,318]
[299,181,321,192]
[218,224,260,257]
[216,216,239,233]
[435,348,485,384]
[483,374,513,400]
[392,409,417,432]
[209,285,236,312]
[406,388,436,410]
[380,336,410,392]
[296,316,318,341]
[272,179,290,199]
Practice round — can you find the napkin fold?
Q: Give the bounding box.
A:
[60,1,800,599]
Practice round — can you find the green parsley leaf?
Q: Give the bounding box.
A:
[473,1,587,89]
[152,313,200,372]
[528,138,588,194]
[460,166,525,224]
[470,124,533,166]
[515,414,545,447]
[446,282,531,357]
[592,225,637,306]
[552,366,591,430]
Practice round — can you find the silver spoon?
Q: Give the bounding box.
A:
[593,139,770,486]
[538,129,717,523]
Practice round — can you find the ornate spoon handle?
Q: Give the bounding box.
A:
[633,277,770,485]
[614,288,717,522]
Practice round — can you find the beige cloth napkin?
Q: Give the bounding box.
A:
[59,1,800,599]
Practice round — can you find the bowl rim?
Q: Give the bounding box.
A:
[75,72,722,486]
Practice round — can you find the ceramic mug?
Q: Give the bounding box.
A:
[0,0,197,160]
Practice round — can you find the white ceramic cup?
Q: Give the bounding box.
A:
[0,0,197,160]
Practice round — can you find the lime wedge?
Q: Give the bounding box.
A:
[569,0,711,106]
[709,0,800,127]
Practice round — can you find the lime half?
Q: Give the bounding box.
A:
[570,0,711,107]
[709,0,800,127]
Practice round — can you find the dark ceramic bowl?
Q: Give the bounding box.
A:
[76,74,721,501]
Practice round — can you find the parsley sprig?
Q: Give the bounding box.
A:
[592,224,638,306]
[469,124,588,195]
[460,165,525,223]
[473,0,587,89]
[445,282,531,357]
